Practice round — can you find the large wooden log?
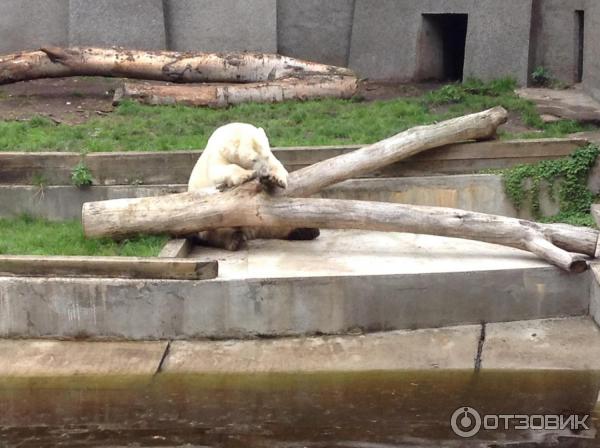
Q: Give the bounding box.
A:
[278,106,508,198]
[0,47,356,85]
[113,76,358,107]
[81,107,598,272]
[82,185,595,273]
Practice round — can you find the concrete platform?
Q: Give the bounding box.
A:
[0,340,167,377]
[481,317,600,370]
[2,318,600,376]
[164,325,481,373]
[517,86,600,123]
[0,230,590,340]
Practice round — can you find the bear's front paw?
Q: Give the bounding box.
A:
[260,173,287,189]
[221,170,258,190]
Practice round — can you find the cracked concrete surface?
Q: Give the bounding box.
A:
[2,317,599,376]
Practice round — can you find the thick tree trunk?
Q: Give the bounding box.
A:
[114,76,358,107]
[0,47,356,85]
[279,106,508,198]
[82,185,594,273]
[81,107,599,272]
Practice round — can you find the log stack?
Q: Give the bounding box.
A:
[82,107,600,273]
[0,47,359,107]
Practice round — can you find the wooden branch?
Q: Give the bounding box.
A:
[82,185,594,273]
[114,76,358,107]
[0,47,356,85]
[278,106,508,198]
[0,255,217,280]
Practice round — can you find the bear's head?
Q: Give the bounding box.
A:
[241,127,288,189]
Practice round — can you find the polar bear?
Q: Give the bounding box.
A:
[188,123,319,250]
[188,122,288,192]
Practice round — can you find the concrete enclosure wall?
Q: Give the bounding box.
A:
[530,0,587,84]
[0,0,69,53]
[68,0,166,50]
[0,0,598,85]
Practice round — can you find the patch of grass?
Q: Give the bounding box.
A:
[0,79,592,152]
[0,216,168,256]
[500,144,599,226]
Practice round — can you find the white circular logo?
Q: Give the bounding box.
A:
[451,407,482,438]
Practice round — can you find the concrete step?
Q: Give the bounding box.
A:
[1,317,599,376]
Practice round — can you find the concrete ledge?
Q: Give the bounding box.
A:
[164,325,480,373]
[0,175,559,221]
[0,231,590,340]
[0,340,167,376]
[0,139,585,186]
[481,317,600,370]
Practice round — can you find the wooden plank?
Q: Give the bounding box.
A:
[0,255,217,280]
[0,138,588,185]
[159,239,192,258]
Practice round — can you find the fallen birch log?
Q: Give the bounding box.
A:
[82,185,595,273]
[81,107,599,272]
[280,106,508,197]
[114,76,358,107]
[0,47,355,85]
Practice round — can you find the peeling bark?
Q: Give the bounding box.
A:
[0,47,356,85]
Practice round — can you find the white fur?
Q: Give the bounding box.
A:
[188,123,288,191]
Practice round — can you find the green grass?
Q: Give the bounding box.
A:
[0,216,168,256]
[0,78,592,152]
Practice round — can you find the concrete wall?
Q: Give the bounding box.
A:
[0,0,587,85]
[583,0,600,100]
[277,0,356,67]
[463,0,533,85]
[164,0,277,52]
[69,0,166,50]
[530,0,587,84]
[0,0,69,53]
[349,0,533,84]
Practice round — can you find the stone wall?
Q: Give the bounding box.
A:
[530,0,587,84]
[69,0,166,50]
[583,0,600,100]
[164,0,277,52]
[0,0,69,53]
[0,0,594,86]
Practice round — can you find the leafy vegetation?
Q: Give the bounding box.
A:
[70,161,94,187]
[531,66,552,87]
[501,144,600,227]
[0,216,167,256]
[0,78,593,152]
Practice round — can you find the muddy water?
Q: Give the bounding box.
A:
[1,370,600,447]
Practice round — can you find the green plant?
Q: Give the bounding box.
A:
[425,84,466,105]
[71,161,93,187]
[531,66,552,87]
[501,144,600,226]
[31,174,48,200]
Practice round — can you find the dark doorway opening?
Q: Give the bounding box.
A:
[576,10,585,83]
[416,14,469,82]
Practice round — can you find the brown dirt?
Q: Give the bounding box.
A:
[0,78,536,135]
[357,81,442,101]
[0,77,119,124]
